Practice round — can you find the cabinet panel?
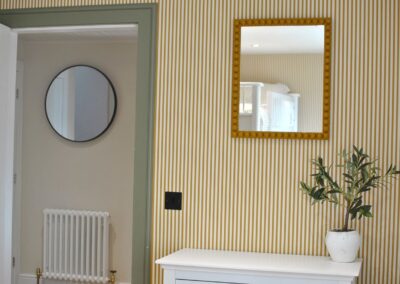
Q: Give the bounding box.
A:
[177,281,237,284]
[176,277,338,284]
[157,249,361,284]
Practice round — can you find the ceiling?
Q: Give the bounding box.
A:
[241,25,325,54]
[17,24,138,42]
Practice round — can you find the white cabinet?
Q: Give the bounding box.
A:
[156,249,362,284]
[177,281,231,284]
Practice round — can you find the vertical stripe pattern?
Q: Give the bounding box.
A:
[1,1,399,284]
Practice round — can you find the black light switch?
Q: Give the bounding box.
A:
[165,192,182,210]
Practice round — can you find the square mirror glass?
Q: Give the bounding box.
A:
[232,18,331,139]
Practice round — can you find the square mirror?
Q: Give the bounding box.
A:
[232,18,331,139]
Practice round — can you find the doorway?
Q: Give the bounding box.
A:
[0,4,157,284]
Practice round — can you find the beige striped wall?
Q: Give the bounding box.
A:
[1,1,399,284]
[241,54,324,132]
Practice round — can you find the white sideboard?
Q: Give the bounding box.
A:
[156,249,362,284]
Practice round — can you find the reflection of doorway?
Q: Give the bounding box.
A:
[0,5,156,284]
[46,70,74,138]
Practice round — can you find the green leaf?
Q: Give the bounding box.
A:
[358,186,371,194]
[352,154,358,164]
[359,161,373,170]
[351,199,362,209]
[353,145,362,155]
[360,211,373,218]
[300,182,312,194]
[315,175,325,187]
[361,168,369,182]
[343,173,354,180]
[312,188,327,200]
[386,165,393,175]
[358,205,373,218]
[358,155,368,166]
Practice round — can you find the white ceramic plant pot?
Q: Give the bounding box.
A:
[325,230,361,263]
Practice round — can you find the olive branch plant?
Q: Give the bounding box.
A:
[300,146,400,232]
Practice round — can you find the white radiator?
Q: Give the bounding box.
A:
[43,209,110,283]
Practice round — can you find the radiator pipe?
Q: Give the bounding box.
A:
[109,270,117,284]
[36,268,42,284]
[35,267,115,284]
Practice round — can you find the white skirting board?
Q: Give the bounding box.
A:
[18,274,130,284]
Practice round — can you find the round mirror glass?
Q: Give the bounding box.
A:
[45,65,117,142]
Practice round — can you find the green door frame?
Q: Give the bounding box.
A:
[0,4,157,284]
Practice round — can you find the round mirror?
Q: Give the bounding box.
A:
[45,65,117,142]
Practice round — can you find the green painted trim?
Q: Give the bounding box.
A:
[0,4,157,284]
[0,4,155,27]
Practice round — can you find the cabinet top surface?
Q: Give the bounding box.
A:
[156,249,362,277]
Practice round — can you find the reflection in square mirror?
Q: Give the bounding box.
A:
[232,19,331,140]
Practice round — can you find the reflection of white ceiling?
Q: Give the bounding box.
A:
[16,24,138,42]
[241,25,324,54]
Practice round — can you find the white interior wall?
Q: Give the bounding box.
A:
[17,37,137,283]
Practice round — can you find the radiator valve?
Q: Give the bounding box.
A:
[35,268,42,284]
[109,270,117,284]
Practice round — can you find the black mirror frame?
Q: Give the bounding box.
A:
[45,64,118,143]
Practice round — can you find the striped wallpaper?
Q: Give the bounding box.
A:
[1,1,399,284]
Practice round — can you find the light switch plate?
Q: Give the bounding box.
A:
[165,192,182,210]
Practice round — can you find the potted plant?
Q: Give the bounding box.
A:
[300,146,399,262]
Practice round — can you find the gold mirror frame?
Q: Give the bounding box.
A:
[232,18,332,139]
